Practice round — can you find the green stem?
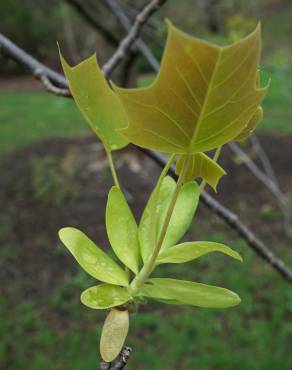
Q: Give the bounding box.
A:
[130,154,190,295]
[150,153,176,246]
[106,148,120,189]
[199,145,223,193]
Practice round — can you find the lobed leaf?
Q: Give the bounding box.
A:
[81,284,131,309]
[139,176,199,262]
[142,278,241,308]
[157,241,242,264]
[235,106,263,141]
[59,51,128,151]
[175,152,226,190]
[106,186,140,274]
[59,227,129,286]
[114,21,268,154]
[100,308,129,362]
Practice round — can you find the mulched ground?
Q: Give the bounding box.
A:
[0,133,292,299]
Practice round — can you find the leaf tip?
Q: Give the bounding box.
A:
[165,18,174,29]
[233,293,242,306]
[58,226,70,240]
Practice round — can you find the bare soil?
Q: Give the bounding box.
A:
[0,133,292,300]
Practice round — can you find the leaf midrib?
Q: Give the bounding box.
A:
[188,47,223,153]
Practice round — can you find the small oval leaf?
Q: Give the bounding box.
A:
[157,241,242,264]
[59,227,128,286]
[100,308,129,362]
[139,176,176,262]
[106,187,140,274]
[81,284,131,309]
[142,278,241,308]
[139,177,200,262]
[159,181,200,250]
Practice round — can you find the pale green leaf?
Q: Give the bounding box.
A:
[158,181,199,250]
[59,51,128,151]
[81,284,131,309]
[138,283,183,305]
[175,153,226,190]
[106,186,140,274]
[58,227,129,286]
[100,308,129,362]
[138,176,175,263]
[114,21,268,154]
[142,278,241,308]
[139,176,199,262]
[157,241,242,264]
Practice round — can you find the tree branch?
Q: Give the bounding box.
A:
[65,0,120,46]
[100,347,132,370]
[140,149,292,282]
[103,0,160,71]
[102,0,166,77]
[228,141,292,232]
[0,9,291,282]
[101,1,292,236]
[0,32,68,88]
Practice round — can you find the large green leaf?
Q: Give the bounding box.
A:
[59,51,128,151]
[157,241,242,264]
[106,186,140,274]
[175,153,226,190]
[100,308,129,362]
[142,278,241,308]
[235,106,263,141]
[139,176,199,262]
[81,284,131,309]
[114,21,268,154]
[235,71,264,141]
[59,227,129,286]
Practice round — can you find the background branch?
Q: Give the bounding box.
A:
[103,0,160,71]
[102,0,166,77]
[228,141,292,232]
[65,0,120,46]
[0,0,291,284]
[106,1,291,235]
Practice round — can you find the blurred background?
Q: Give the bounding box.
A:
[0,0,292,369]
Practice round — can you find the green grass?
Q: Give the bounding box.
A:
[0,91,87,154]
[260,67,292,134]
[1,238,291,370]
[1,65,292,155]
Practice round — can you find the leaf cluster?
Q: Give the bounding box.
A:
[58,20,268,362]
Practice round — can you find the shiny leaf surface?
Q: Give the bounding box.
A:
[106,186,140,274]
[139,176,199,262]
[157,241,242,264]
[143,278,241,308]
[59,227,128,286]
[81,284,131,309]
